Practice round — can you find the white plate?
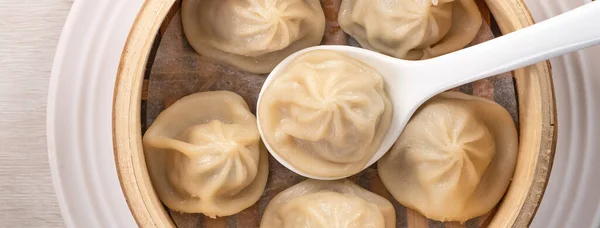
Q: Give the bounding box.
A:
[525,0,600,227]
[47,0,600,227]
[47,0,141,227]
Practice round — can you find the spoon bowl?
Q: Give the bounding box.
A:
[257,1,600,180]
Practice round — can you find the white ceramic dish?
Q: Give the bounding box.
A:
[47,0,600,227]
[527,1,600,227]
[47,0,141,227]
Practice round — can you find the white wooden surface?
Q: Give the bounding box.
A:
[0,0,73,227]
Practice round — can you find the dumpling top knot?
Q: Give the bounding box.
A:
[208,0,306,56]
[403,101,496,203]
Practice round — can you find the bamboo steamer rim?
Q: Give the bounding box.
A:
[112,0,557,227]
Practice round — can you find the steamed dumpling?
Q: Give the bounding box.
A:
[258,50,392,178]
[338,0,482,60]
[378,92,518,222]
[260,179,396,228]
[143,91,268,218]
[181,0,326,73]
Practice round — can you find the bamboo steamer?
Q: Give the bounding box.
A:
[113,0,557,227]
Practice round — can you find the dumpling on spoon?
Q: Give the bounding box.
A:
[258,50,392,178]
[181,0,326,73]
[143,91,268,218]
[260,179,396,228]
[378,91,518,222]
[338,0,482,60]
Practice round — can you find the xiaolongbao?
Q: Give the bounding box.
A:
[181,0,326,73]
[143,91,268,218]
[378,92,518,222]
[338,0,482,60]
[258,50,392,178]
[260,179,396,228]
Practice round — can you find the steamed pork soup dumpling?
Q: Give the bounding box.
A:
[378,91,518,222]
[260,179,396,228]
[143,91,268,218]
[181,0,326,74]
[258,50,392,178]
[338,0,482,60]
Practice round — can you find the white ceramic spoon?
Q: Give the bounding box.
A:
[257,1,600,180]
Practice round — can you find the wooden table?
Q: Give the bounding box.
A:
[0,0,73,227]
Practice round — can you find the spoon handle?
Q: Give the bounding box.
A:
[420,1,600,94]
